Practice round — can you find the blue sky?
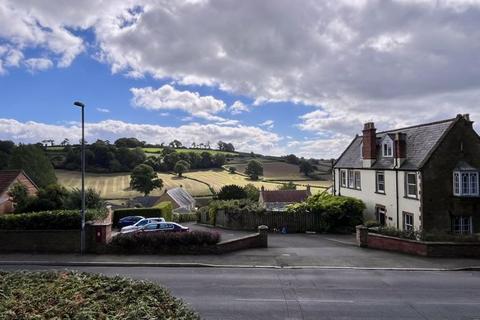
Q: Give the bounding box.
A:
[1,1,479,158]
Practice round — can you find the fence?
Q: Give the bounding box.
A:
[200,209,325,232]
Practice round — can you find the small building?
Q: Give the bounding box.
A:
[259,186,311,212]
[0,170,38,214]
[333,114,480,234]
[158,187,196,214]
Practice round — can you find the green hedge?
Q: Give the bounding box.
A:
[113,201,173,226]
[108,230,220,254]
[173,212,199,223]
[0,209,106,230]
[0,271,199,319]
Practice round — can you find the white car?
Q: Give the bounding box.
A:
[120,217,166,233]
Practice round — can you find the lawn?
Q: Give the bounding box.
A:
[56,170,212,199]
[0,271,199,319]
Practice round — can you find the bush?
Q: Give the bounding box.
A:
[0,209,106,230]
[0,271,199,319]
[288,193,365,233]
[113,201,173,226]
[364,220,381,228]
[108,230,220,254]
[217,184,247,200]
[173,212,199,223]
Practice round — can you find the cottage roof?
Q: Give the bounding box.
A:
[261,189,311,203]
[0,170,28,195]
[335,117,459,170]
[166,187,195,208]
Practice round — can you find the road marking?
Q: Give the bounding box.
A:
[235,298,355,303]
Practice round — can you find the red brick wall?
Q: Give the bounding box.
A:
[366,233,428,256]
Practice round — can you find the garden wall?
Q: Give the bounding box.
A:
[356,226,480,257]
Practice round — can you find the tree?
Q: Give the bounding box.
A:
[130,164,163,196]
[114,137,144,148]
[8,183,32,213]
[217,184,247,200]
[245,160,263,180]
[169,140,183,148]
[0,140,14,170]
[243,184,260,201]
[174,160,190,177]
[278,181,297,190]
[284,154,300,165]
[64,188,104,210]
[60,138,70,146]
[8,144,57,188]
[228,166,237,174]
[299,160,314,177]
[212,153,226,167]
[218,141,235,152]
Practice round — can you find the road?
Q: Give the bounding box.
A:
[2,265,480,320]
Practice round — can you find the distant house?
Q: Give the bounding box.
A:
[0,170,38,214]
[158,187,196,214]
[333,114,480,234]
[259,186,311,212]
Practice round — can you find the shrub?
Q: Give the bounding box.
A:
[108,230,220,254]
[364,220,381,228]
[173,212,199,223]
[0,209,106,230]
[0,271,199,319]
[217,184,247,200]
[113,201,173,226]
[288,193,365,233]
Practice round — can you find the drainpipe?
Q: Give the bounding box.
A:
[332,159,336,195]
[394,159,400,230]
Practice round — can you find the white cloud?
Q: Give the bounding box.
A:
[229,100,249,115]
[259,120,274,130]
[0,118,280,154]
[130,84,227,121]
[96,108,110,113]
[24,58,53,72]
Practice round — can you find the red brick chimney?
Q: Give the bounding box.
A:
[394,132,407,166]
[362,122,377,167]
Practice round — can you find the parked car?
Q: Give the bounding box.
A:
[117,216,144,228]
[120,217,166,233]
[138,222,189,233]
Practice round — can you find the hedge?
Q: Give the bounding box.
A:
[113,201,173,226]
[108,230,220,254]
[173,212,199,223]
[0,209,106,230]
[0,271,199,319]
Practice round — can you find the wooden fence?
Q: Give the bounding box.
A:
[200,209,325,233]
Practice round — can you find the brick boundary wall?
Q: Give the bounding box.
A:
[215,225,268,254]
[356,225,480,258]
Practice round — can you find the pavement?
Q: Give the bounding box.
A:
[2,265,480,320]
[1,223,479,270]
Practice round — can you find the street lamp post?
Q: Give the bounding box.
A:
[74,101,86,254]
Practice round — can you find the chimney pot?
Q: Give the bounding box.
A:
[362,122,377,167]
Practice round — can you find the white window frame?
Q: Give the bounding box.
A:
[354,171,361,190]
[382,138,393,157]
[453,171,479,197]
[405,172,418,198]
[452,216,472,234]
[403,212,414,231]
[348,170,354,188]
[376,171,385,194]
[340,170,347,187]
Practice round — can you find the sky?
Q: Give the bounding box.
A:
[0,0,479,159]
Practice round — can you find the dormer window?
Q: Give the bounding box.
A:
[382,137,393,157]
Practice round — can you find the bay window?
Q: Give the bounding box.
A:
[453,171,479,197]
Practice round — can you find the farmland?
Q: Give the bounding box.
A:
[56,168,331,200]
[56,170,212,199]
[142,147,238,157]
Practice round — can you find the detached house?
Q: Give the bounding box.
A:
[259,186,311,212]
[0,170,38,214]
[333,114,480,234]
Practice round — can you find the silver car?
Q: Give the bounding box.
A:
[120,217,166,233]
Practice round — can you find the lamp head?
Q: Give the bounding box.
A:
[74,101,85,108]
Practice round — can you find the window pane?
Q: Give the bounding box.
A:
[471,173,478,194]
[407,173,416,184]
[462,173,469,194]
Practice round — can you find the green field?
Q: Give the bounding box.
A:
[56,170,212,199]
[142,147,237,156]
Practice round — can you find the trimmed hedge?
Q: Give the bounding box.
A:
[0,209,106,230]
[113,201,173,226]
[108,230,220,254]
[173,212,199,223]
[0,271,199,319]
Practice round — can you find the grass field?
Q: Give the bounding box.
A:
[230,161,308,180]
[142,147,237,156]
[56,170,212,199]
[184,169,329,194]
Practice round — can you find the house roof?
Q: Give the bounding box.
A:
[335,117,460,170]
[261,189,311,203]
[0,170,28,195]
[166,187,195,208]
[131,196,162,208]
